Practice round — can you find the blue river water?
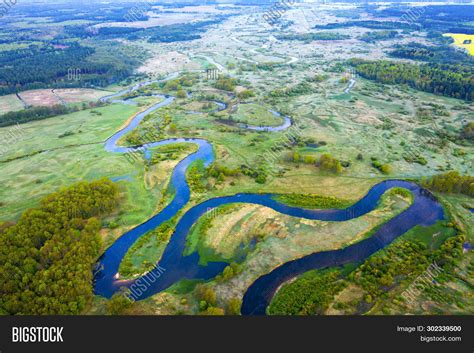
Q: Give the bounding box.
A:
[94,75,445,315]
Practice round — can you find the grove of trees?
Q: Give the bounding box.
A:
[0,179,120,315]
[422,171,474,196]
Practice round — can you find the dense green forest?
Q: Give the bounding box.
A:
[422,171,474,196]
[0,179,120,315]
[389,43,472,64]
[146,21,223,43]
[349,59,474,101]
[0,43,135,95]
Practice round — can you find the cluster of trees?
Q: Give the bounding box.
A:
[194,285,224,315]
[187,161,208,193]
[215,262,243,283]
[372,159,392,175]
[349,59,474,101]
[318,154,344,174]
[285,152,344,174]
[207,162,269,185]
[237,89,255,100]
[187,160,269,192]
[207,162,240,182]
[106,289,133,315]
[422,171,474,196]
[276,32,350,42]
[213,76,237,92]
[0,105,68,127]
[162,74,197,91]
[270,81,313,97]
[306,74,329,83]
[287,151,317,165]
[268,270,346,315]
[274,193,351,210]
[256,63,283,72]
[240,164,267,184]
[0,179,120,315]
[150,144,193,164]
[359,30,398,42]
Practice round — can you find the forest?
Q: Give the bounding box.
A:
[389,43,472,65]
[0,179,120,315]
[0,43,134,95]
[349,59,474,101]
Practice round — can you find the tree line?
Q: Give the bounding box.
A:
[349,59,473,101]
[0,101,106,127]
[0,43,134,95]
[422,171,474,196]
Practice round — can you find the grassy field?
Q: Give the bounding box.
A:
[186,192,411,266]
[231,103,284,127]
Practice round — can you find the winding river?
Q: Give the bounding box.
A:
[94,74,445,315]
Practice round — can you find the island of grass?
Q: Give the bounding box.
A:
[229,103,285,128]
